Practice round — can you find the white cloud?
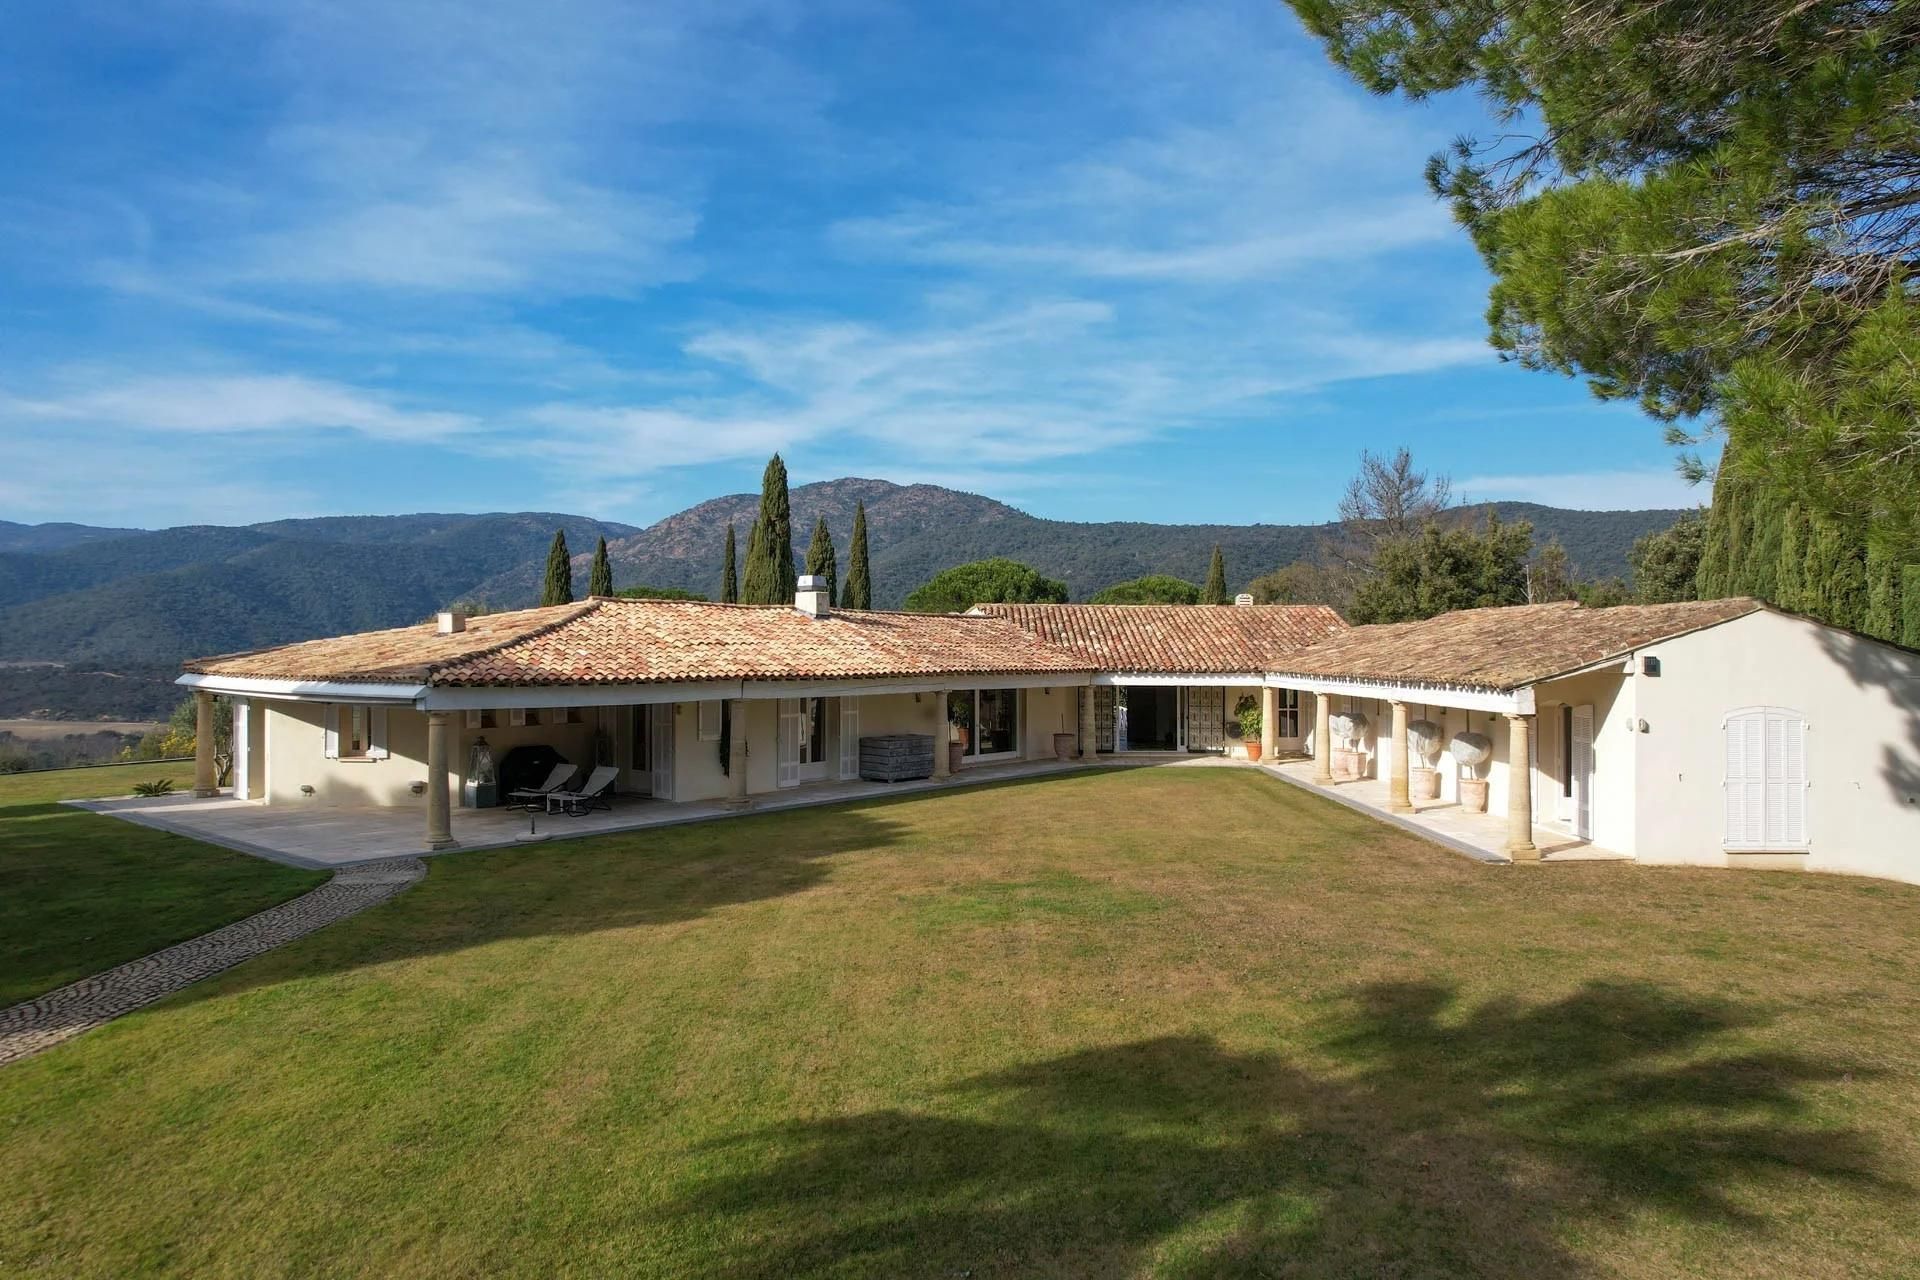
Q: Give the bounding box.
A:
[7,374,474,442]
[1456,469,1708,512]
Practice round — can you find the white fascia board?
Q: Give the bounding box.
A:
[422,680,744,710]
[421,671,1091,709]
[1261,671,1531,716]
[175,672,426,705]
[1091,672,1265,687]
[743,671,1088,698]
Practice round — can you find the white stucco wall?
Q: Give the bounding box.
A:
[1628,610,1920,883]
[1529,669,1637,856]
[263,701,433,808]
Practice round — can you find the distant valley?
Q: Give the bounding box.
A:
[0,482,1683,720]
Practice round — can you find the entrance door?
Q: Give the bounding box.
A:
[1570,704,1594,839]
[1185,687,1225,753]
[798,697,831,783]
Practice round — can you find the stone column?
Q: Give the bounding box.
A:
[192,689,218,796]
[933,690,952,778]
[1313,692,1333,783]
[1078,685,1098,759]
[726,698,751,807]
[1505,713,1538,861]
[1259,686,1278,761]
[424,710,456,851]
[1388,700,1413,813]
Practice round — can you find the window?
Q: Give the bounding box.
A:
[698,700,723,742]
[339,704,371,758]
[1276,689,1301,738]
[1724,707,1808,850]
[951,689,1018,758]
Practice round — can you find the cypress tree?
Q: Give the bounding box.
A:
[1864,542,1899,641]
[1775,505,1807,614]
[587,536,613,598]
[1203,545,1229,604]
[804,516,838,604]
[541,529,573,606]
[740,454,796,605]
[842,501,872,609]
[720,524,739,603]
[1902,566,1920,649]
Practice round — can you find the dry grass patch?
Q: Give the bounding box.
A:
[1,766,1916,1277]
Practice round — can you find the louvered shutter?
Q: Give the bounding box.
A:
[649,704,675,800]
[1724,712,1758,847]
[322,703,340,759]
[367,706,390,759]
[839,698,860,780]
[777,699,803,788]
[1571,705,1594,839]
[1766,710,1808,847]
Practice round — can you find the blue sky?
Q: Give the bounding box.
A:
[0,0,1704,531]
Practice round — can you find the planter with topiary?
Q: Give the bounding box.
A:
[1234,695,1263,762]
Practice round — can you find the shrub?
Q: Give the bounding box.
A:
[132,778,177,797]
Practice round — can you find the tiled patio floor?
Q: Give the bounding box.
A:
[1263,758,1630,866]
[72,756,1116,869]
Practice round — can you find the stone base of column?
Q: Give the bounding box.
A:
[425,835,459,851]
[1506,841,1540,863]
[193,787,220,798]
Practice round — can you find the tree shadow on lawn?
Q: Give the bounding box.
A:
[153,797,932,1010]
[655,981,1901,1278]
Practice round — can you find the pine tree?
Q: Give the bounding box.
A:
[740,454,796,605]
[541,529,573,606]
[720,524,739,603]
[842,501,872,609]
[1203,545,1229,604]
[804,516,838,604]
[587,536,613,598]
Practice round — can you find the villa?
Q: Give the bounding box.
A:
[173,578,1920,885]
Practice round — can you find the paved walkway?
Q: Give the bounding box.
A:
[0,858,425,1067]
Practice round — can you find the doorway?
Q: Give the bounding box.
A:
[1551,703,1594,839]
[1117,687,1178,751]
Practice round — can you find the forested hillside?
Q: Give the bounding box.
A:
[0,486,1681,719]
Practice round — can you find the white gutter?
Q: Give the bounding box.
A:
[1262,671,1534,716]
[175,672,427,705]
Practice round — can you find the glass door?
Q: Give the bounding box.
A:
[975,688,1017,757]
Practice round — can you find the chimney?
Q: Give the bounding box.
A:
[437,610,467,634]
[1233,593,1254,607]
[794,574,832,618]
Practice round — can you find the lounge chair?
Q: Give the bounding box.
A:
[548,765,619,817]
[507,762,578,809]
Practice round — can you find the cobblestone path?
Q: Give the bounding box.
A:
[0,857,426,1067]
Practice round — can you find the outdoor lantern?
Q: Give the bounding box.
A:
[466,736,498,809]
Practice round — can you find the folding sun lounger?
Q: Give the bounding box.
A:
[548,765,618,817]
[507,762,578,809]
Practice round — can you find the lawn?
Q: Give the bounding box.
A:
[0,762,326,1005]
[2,766,1916,1277]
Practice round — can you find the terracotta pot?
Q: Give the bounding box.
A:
[1244,739,1263,763]
[1053,732,1076,761]
[1459,777,1489,813]
[1333,747,1363,781]
[948,741,966,775]
[1411,766,1441,800]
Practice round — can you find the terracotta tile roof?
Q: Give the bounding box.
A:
[187,598,1093,687]
[973,602,1349,673]
[184,602,598,684]
[1270,598,1765,691]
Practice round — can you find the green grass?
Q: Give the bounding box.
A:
[0,762,326,1004]
[2,767,1917,1277]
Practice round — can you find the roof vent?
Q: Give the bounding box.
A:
[437,610,466,635]
[1233,593,1254,607]
[795,575,831,619]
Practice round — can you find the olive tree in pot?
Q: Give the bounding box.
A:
[1235,695,1263,762]
[1408,718,1443,800]
[1451,730,1493,813]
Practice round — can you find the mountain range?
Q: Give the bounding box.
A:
[0,480,1684,720]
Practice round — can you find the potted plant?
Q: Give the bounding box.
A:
[1234,695,1263,762]
[1329,710,1369,781]
[1052,730,1076,761]
[1451,731,1492,812]
[1408,719,1443,800]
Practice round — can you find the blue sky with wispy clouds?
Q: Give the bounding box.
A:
[0,0,1704,530]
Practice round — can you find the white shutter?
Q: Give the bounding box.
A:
[465,708,482,729]
[510,708,527,727]
[698,700,723,742]
[322,703,340,759]
[839,698,861,780]
[777,699,803,788]
[367,705,390,760]
[1766,710,1808,847]
[1571,705,1594,840]
[649,704,675,800]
